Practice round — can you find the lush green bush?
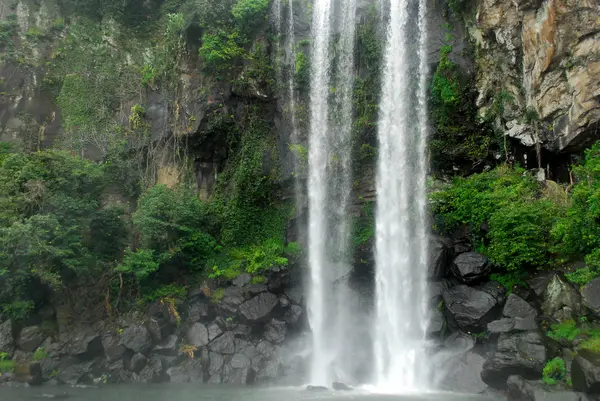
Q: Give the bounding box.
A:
[231,0,269,30]
[432,165,565,271]
[199,30,245,69]
[0,149,125,318]
[542,358,566,385]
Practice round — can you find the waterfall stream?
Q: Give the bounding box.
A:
[307,0,357,386]
[373,0,430,392]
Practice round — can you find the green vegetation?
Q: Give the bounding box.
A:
[294,51,309,89]
[432,143,600,280]
[489,271,529,294]
[542,358,566,385]
[547,320,581,342]
[33,348,48,361]
[429,31,498,174]
[352,201,375,249]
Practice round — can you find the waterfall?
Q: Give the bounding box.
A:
[307,0,357,386]
[373,0,430,392]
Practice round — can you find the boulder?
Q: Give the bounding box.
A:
[0,320,14,357]
[208,352,224,377]
[232,273,252,287]
[332,382,352,391]
[208,322,223,341]
[306,385,329,391]
[146,318,162,343]
[129,353,147,373]
[240,292,279,322]
[248,284,268,295]
[264,319,286,344]
[442,285,502,332]
[230,353,251,369]
[541,274,582,320]
[56,360,94,385]
[507,375,590,401]
[153,334,178,356]
[428,308,445,336]
[279,296,291,309]
[135,355,168,383]
[187,323,209,347]
[451,252,491,284]
[481,332,547,389]
[572,352,600,394]
[216,286,246,314]
[581,278,600,318]
[120,324,152,353]
[17,325,46,352]
[504,294,538,319]
[476,281,507,305]
[429,236,453,279]
[439,350,488,394]
[430,279,454,305]
[208,331,235,355]
[102,334,126,361]
[187,301,212,323]
[66,328,102,357]
[283,305,303,325]
[167,359,203,383]
[487,317,538,334]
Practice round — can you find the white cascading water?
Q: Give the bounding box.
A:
[373,0,430,393]
[307,0,357,386]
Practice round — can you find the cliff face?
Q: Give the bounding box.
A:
[472,0,600,152]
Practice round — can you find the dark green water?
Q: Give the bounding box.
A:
[1,384,502,401]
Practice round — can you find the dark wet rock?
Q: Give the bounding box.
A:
[507,375,590,401]
[488,317,538,334]
[332,382,351,391]
[120,324,152,353]
[152,334,178,356]
[13,362,43,385]
[428,308,445,336]
[264,319,286,344]
[102,334,126,362]
[187,322,209,347]
[106,359,133,384]
[283,305,303,325]
[240,292,279,322]
[18,325,46,352]
[572,352,600,394]
[266,269,289,293]
[233,273,252,287]
[248,284,268,295]
[279,296,291,309]
[527,274,553,299]
[429,236,453,279]
[146,318,162,343]
[209,331,235,355]
[66,328,102,357]
[217,287,246,314]
[209,352,224,377]
[57,360,94,385]
[129,353,147,373]
[442,285,502,332]
[541,274,582,321]
[582,278,600,318]
[503,294,538,319]
[430,279,454,305]
[481,331,547,389]
[232,324,252,339]
[306,385,329,391]
[167,359,203,383]
[445,331,476,351]
[440,350,488,394]
[135,355,168,383]
[231,353,251,369]
[0,320,14,356]
[187,301,212,323]
[285,287,304,305]
[451,252,491,284]
[476,281,507,305]
[208,322,223,341]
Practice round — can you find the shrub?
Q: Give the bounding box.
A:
[547,320,580,342]
[199,30,245,70]
[231,0,269,29]
[489,271,529,294]
[486,199,560,270]
[542,358,566,385]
